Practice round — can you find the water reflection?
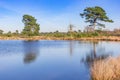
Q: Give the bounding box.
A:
[69,41,74,56]
[81,41,111,67]
[0,40,120,80]
[22,41,40,64]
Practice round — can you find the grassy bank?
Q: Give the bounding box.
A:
[0,31,120,41]
[0,35,120,41]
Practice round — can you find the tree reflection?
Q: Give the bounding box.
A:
[69,40,74,56]
[23,41,40,64]
[81,41,111,67]
[24,52,37,64]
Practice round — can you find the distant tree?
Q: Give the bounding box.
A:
[68,24,76,38]
[78,30,81,33]
[22,14,40,36]
[55,30,59,33]
[6,31,12,37]
[73,30,77,33]
[114,28,120,33]
[68,24,73,32]
[12,30,19,36]
[15,30,19,34]
[8,31,11,34]
[80,6,113,30]
[84,25,94,32]
[68,24,76,32]
[0,29,3,34]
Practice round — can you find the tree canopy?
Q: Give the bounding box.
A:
[80,6,113,30]
[22,14,40,36]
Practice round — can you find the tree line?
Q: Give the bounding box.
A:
[1,6,118,37]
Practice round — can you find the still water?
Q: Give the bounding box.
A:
[0,40,120,80]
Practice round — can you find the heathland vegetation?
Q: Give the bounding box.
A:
[0,6,120,41]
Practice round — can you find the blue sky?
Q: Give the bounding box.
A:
[0,0,120,32]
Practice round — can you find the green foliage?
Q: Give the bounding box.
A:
[15,30,19,34]
[0,29,3,34]
[80,6,113,29]
[6,31,12,37]
[54,33,65,37]
[40,31,101,38]
[91,32,99,36]
[11,30,20,36]
[68,32,99,38]
[22,14,40,36]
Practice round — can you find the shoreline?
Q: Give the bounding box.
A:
[0,36,120,41]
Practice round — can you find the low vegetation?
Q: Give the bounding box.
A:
[0,30,120,41]
[91,56,120,80]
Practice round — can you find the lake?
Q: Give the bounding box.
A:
[0,40,120,80]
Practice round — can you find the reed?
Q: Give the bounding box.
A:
[91,57,120,80]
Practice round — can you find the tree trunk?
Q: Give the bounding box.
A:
[93,17,97,31]
[93,23,96,31]
[93,42,96,58]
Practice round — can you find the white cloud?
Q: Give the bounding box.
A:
[0,0,119,32]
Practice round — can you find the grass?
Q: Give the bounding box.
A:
[91,56,120,80]
[0,31,120,41]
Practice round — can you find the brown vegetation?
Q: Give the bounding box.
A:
[0,36,120,41]
[91,56,120,80]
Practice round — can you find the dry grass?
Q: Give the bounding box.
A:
[91,56,120,80]
[0,36,120,41]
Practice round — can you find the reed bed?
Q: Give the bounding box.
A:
[91,56,120,80]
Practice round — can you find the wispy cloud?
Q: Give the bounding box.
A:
[0,0,82,32]
[0,0,120,32]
